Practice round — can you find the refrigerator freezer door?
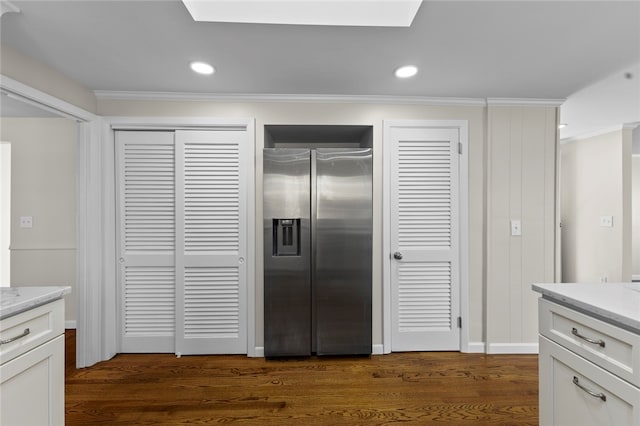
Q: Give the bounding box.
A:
[263,149,312,356]
[314,148,373,355]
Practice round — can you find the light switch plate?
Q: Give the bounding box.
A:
[511,219,521,236]
[19,216,33,228]
[600,216,613,228]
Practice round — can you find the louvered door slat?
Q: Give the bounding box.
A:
[390,126,460,352]
[184,142,239,253]
[175,130,248,355]
[184,267,240,338]
[397,262,452,331]
[116,131,176,353]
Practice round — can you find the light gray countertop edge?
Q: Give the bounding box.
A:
[532,283,640,334]
[0,286,72,320]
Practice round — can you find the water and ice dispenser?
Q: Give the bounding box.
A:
[273,219,300,256]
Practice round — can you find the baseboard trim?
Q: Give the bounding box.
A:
[486,343,539,354]
[65,320,77,329]
[464,342,486,353]
[252,347,265,358]
[371,344,384,355]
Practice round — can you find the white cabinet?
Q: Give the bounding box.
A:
[1,298,65,426]
[538,298,640,426]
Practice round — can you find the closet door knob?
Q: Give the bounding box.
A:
[393,252,403,260]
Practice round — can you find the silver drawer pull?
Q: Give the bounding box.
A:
[571,327,605,348]
[0,328,30,345]
[573,376,606,402]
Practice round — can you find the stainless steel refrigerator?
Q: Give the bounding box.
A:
[263,148,372,357]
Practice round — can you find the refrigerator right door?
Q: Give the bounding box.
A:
[314,148,373,355]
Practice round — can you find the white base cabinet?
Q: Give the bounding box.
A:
[540,336,639,425]
[538,298,640,426]
[1,298,65,426]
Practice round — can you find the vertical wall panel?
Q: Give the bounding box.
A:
[486,104,558,352]
[487,108,512,343]
[508,108,523,342]
[521,107,551,341]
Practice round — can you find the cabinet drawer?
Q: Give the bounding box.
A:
[539,336,640,426]
[0,334,65,426]
[0,299,65,365]
[539,298,640,387]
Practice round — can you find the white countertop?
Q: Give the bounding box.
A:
[532,282,640,333]
[0,286,71,320]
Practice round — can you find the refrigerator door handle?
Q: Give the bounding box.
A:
[310,149,318,354]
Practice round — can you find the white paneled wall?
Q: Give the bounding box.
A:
[486,104,558,353]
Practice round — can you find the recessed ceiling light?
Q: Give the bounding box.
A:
[395,65,418,78]
[190,61,215,75]
[558,123,568,129]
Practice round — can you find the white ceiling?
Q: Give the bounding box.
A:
[560,62,640,140]
[0,1,639,100]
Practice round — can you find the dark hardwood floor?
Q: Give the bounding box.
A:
[65,330,538,425]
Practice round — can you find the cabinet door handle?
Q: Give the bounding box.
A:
[0,328,30,345]
[571,327,605,348]
[573,376,606,402]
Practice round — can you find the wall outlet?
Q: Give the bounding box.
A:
[600,276,608,283]
[600,216,613,227]
[19,216,33,228]
[510,219,521,236]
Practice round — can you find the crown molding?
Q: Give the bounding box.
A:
[0,1,20,17]
[94,91,568,108]
[94,90,488,107]
[487,98,564,107]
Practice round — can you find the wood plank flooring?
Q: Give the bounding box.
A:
[65,330,539,425]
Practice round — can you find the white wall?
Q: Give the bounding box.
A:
[486,105,558,353]
[633,127,640,278]
[98,97,558,352]
[99,98,488,347]
[561,128,633,283]
[633,156,640,279]
[0,142,10,286]
[0,118,77,323]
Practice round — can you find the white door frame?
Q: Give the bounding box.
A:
[0,74,101,367]
[382,120,469,354]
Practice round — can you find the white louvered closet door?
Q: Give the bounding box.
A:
[116,131,176,353]
[174,130,248,355]
[390,127,460,351]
